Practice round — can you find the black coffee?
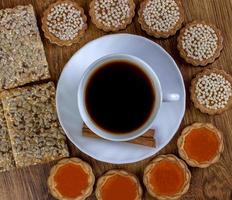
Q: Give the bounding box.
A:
[85,60,155,134]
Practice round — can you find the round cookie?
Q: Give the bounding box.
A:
[89,0,135,32]
[143,154,191,200]
[190,68,232,115]
[177,21,223,66]
[95,170,142,200]
[138,0,185,38]
[47,158,95,200]
[177,123,224,168]
[42,0,87,46]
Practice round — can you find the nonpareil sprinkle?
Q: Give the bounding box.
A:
[46,2,85,41]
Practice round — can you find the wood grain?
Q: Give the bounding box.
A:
[82,124,156,147]
[0,0,232,199]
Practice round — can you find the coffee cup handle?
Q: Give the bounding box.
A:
[162,93,180,102]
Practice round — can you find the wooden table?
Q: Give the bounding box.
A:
[0,0,232,199]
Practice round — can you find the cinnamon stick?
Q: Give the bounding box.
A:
[82,124,155,147]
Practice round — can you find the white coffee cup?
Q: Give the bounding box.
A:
[77,54,179,142]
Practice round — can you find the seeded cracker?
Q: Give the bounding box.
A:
[42,0,87,46]
[1,82,69,168]
[177,21,223,66]
[190,69,232,115]
[0,102,15,172]
[89,0,135,32]
[138,0,185,38]
[0,5,50,91]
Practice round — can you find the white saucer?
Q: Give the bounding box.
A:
[56,34,186,164]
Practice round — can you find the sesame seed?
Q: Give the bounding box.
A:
[195,73,232,109]
[143,0,180,32]
[182,24,218,61]
[94,0,131,28]
[46,3,84,41]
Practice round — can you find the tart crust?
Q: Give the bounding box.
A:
[47,158,95,200]
[177,123,224,168]
[138,0,185,38]
[190,68,232,115]
[42,0,87,46]
[89,0,135,32]
[143,154,191,200]
[177,21,223,66]
[95,170,142,200]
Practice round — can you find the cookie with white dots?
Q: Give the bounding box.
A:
[42,0,87,46]
[138,0,185,38]
[190,68,232,115]
[177,21,223,66]
[89,0,135,32]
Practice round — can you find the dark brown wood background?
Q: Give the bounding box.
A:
[0,0,232,199]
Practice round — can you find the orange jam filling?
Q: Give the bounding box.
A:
[54,163,89,198]
[183,127,219,163]
[149,160,185,196]
[100,174,138,200]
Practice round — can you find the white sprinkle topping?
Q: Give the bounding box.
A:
[143,0,180,32]
[94,0,131,28]
[46,3,84,41]
[195,73,232,110]
[182,24,218,61]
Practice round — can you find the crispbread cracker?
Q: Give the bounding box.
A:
[1,82,69,167]
[0,5,50,91]
[0,102,15,172]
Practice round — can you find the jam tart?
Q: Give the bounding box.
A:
[95,170,142,200]
[47,158,95,200]
[143,154,191,200]
[178,123,224,168]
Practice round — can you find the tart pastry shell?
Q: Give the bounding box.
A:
[177,123,224,168]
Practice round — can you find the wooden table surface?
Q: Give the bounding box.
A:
[0,0,232,199]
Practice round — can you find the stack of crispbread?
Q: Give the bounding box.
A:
[0,5,69,171]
